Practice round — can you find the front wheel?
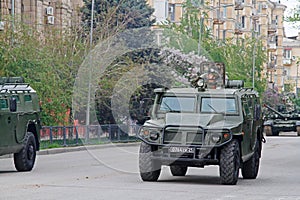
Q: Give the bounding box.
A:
[139,142,161,181]
[170,165,187,176]
[14,132,37,172]
[219,139,240,185]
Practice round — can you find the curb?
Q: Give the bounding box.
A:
[0,142,140,159]
[39,142,140,155]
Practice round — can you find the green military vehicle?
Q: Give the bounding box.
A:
[263,104,300,136]
[137,63,264,185]
[0,77,41,171]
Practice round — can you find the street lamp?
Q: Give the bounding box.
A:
[296,64,299,98]
[86,0,95,136]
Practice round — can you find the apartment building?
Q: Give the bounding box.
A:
[282,33,300,95]
[147,0,288,91]
[0,0,83,31]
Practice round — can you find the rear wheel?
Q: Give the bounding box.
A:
[241,141,260,179]
[272,128,279,136]
[297,126,300,136]
[14,132,37,172]
[170,165,188,176]
[264,125,272,136]
[139,142,161,181]
[219,139,240,185]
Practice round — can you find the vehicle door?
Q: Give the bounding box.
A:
[0,98,17,148]
[241,95,255,155]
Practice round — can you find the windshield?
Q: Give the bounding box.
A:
[201,97,238,114]
[159,96,195,112]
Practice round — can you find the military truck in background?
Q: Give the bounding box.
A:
[137,62,265,185]
[0,77,41,171]
[263,104,300,136]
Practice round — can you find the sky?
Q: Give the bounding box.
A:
[279,0,300,37]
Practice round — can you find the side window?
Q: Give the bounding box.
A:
[0,99,8,110]
[254,98,261,120]
[242,98,253,119]
[24,95,32,102]
[12,95,20,103]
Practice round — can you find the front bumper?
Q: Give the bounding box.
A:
[151,145,220,167]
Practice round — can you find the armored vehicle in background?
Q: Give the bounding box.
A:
[0,77,41,171]
[263,104,300,136]
[137,62,264,185]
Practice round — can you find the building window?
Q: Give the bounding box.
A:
[275,16,278,25]
[222,30,226,41]
[283,49,292,59]
[222,6,227,18]
[168,4,175,22]
[241,16,246,28]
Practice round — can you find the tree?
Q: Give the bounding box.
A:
[285,2,300,22]
[81,0,155,41]
[0,21,88,126]
[163,0,267,94]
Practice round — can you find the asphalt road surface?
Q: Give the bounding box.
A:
[1,134,300,200]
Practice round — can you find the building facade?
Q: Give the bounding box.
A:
[148,0,288,91]
[0,0,83,31]
[282,33,300,95]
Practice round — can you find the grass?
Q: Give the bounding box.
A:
[40,136,139,150]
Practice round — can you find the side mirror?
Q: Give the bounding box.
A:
[9,98,17,112]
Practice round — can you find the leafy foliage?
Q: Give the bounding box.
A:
[81,0,155,41]
[162,0,267,94]
[0,22,88,125]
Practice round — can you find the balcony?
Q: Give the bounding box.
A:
[251,9,259,20]
[268,20,277,34]
[283,58,292,66]
[267,62,276,70]
[234,23,243,35]
[235,1,244,10]
[213,11,225,25]
[268,42,276,52]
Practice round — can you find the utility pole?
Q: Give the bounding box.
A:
[252,31,257,89]
[86,0,95,140]
[296,64,299,98]
[11,0,15,45]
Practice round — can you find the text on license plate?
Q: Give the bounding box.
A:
[169,147,195,153]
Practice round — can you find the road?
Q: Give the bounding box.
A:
[1,135,300,200]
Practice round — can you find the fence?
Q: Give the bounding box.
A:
[40,124,140,149]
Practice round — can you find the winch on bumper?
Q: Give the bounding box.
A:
[138,125,233,166]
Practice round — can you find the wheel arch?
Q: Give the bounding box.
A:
[27,123,40,151]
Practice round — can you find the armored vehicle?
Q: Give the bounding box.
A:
[263,104,300,136]
[0,77,41,171]
[137,63,264,185]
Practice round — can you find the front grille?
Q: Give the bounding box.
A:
[163,127,203,145]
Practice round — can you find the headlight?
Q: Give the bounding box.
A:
[211,134,221,143]
[205,129,231,145]
[139,127,162,142]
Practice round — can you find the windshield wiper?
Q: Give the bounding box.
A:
[162,102,180,113]
[207,104,218,112]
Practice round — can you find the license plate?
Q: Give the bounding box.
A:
[169,147,195,153]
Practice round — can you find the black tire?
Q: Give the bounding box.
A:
[264,125,272,136]
[170,165,188,176]
[219,139,240,185]
[139,142,161,181]
[14,132,37,172]
[272,129,279,136]
[241,142,260,179]
[296,126,300,136]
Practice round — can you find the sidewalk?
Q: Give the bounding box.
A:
[0,142,140,159]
